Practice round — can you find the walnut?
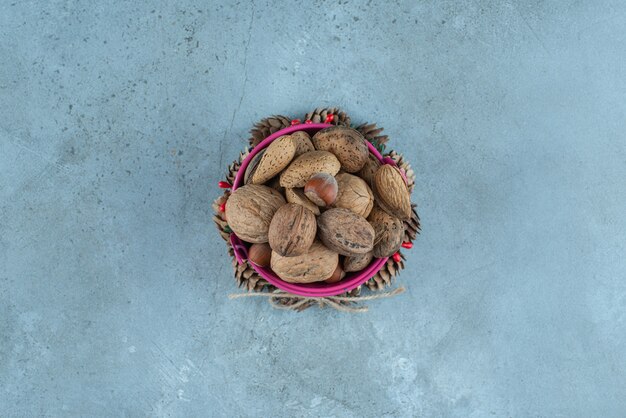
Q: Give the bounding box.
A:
[225,185,286,243]
[317,208,375,256]
[334,173,374,217]
[271,240,338,283]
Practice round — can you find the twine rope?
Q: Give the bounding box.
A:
[229,287,405,313]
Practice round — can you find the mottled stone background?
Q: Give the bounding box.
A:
[1,1,625,417]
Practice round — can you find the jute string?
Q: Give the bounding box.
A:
[229,287,405,313]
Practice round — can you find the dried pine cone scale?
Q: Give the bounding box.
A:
[224,149,250,185]
[356,122,389,153]
[233,258,269,292]
[304,107,351,126]
[365,254,405,291]
[404,205,421,243]
[385,150,416,193]
[249,115,291,147]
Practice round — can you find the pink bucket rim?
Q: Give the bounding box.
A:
[230,123,392,297]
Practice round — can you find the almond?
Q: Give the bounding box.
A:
[279,150,341,188]
[250,135,296,185]
[290,131,315,157]
[311,126,369,172]
[372,164,412,220]
[244,149,265,185]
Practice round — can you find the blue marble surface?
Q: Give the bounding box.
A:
[1,1,625,416]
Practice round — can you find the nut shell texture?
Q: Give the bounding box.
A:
[334,173,374,217]
[285,188,320,215]
[290,131,315,157]
[312,126,369,172]
[317,208,375,256]
[251,135,296,184]
[372,164,412,220]
[248,243,272,267]
[225,185,286,243]
[279,150,341,188]
[368,206,404,258]
[244,149,265,185]
[271,240,338,283]
[268,203,316,257]
[304,173,338,207]
[324,262,344,283]
[343,252,374,272]
[358,153,382,188]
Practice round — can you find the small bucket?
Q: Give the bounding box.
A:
[230,123,397,297]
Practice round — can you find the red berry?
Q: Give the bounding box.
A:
[392,252,402,263]
[304,119,313,124]
[218,181,231,189]
[324,114,335,123]
[219,202,226,212]
[290,119,301,126]
[401,241,413,249]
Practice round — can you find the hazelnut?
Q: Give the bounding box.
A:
[304,173,338,207]
[248,243,272,267]
[324,262,345,283]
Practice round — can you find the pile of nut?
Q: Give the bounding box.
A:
[225,126,412,284]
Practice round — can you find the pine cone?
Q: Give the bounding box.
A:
[404,204,421,242]
[213,215,230,241]
[346,286,362,297]
[356,122,389,153]
[225,149,250,185]
[366,254,405,291]
[249,115,291,147]
[385,150,416,193]
[212,190,230,240]
[231,251,270,292]
[304,107,351,127]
